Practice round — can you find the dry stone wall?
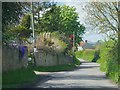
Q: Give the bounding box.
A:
[35,50,73,66]
[2,45,28,72]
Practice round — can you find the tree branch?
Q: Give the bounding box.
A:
[94,3,118,32]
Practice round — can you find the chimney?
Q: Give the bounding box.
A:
[85,40,87,43]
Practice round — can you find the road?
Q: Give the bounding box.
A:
[31,59,119,89]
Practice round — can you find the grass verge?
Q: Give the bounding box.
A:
[2,68,38,88]
[2,55,81,88]
[32,64,77,72]
[75,49,97,62]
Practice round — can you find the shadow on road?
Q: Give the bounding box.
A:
[19,75,53,88]
[16,60,118,89]
[2,87,119,90]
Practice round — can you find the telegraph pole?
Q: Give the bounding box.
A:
[31,0,36,66]
[31,0,35,45]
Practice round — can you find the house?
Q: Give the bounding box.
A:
[77,40,95,51]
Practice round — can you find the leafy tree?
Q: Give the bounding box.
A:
[4,14,32,44]
[13,14,32,41]
[21,14,31,29]
[2,2,23,32]
[38,5,85,44]
[32,2,56,30]
[2,2,32,44]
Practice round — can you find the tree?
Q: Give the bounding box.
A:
[4,14,32,44]
[21,14,31,29]
[2,2,32,44]
[84,2,118,40]
[2,2,23,32]
[13,14,32,41]
[38,5,85,44]
[32,2,56,30]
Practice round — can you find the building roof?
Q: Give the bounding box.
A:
[82,43,95,49]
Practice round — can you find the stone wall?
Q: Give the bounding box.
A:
[35,50,73,66]
[2,45,28,72]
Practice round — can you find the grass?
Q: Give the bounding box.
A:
[2,68,38,88]
[2,58,80,88]
[82,49,96,61]
[75,51,83,59]
[32,64,77,72]
[75,49,97,62]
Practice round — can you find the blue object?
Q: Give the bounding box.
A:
[19,46,25,58]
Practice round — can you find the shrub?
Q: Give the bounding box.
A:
[73,55,81,65]
[98,40,119,83]
[75,51,83,59]
[75,49,99,62]
[106,45,119,83]
[82,49,96,61]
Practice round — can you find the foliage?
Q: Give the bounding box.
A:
[38,5,85,44]
[75,49,97,62]
[2,30,16,44]
[73,56,81,65]
[2,2,23,32]
[20,14,31,29]
[97,40,119,83]
[5,14,32,43]
[97,40,114,71]
[2,2,24,44]
[2,2,33,44]
[82,50,95,61]
[33,2,56,26]
[12,25,32,40]
[75,51,83,59]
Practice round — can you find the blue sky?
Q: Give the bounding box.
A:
[82,32,105,43]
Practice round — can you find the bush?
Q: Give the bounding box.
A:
[75,51,83,59]
[106,45,119,83]
[98,40,119,83]
[73,55,81,65]
[82,50,96,61]
[75,49,99,62]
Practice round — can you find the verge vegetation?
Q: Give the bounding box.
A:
[75,40,119,84]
